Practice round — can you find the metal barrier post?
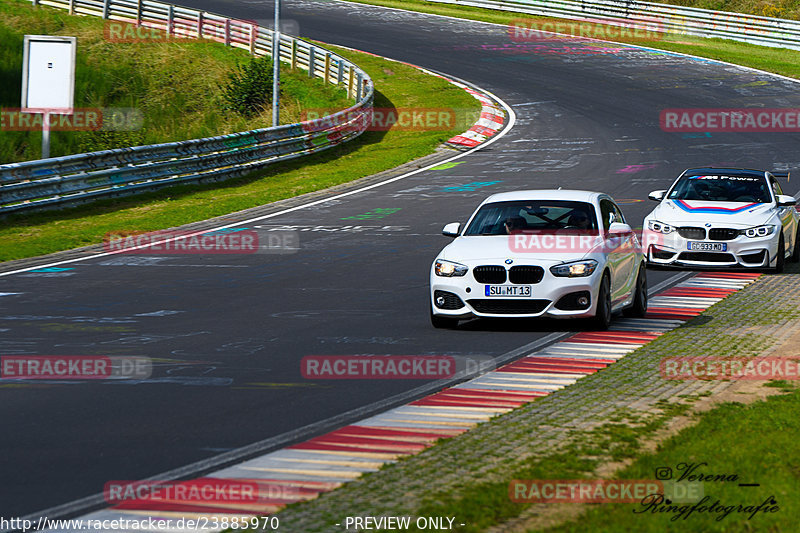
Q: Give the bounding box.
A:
[167,4,173,36]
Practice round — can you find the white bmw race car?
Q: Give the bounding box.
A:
[429,190,648,330]
[643,168,799,272]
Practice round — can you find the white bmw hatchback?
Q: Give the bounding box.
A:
[643,168,800,272]
[429,190,647,329]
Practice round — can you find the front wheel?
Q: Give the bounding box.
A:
[592,274,612,330]
[790,225,800,263]
[430,307,459,329]
[623,265,648,318]
[773,234,785,273]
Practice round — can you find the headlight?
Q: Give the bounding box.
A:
[435,259,468,277]
[550,259,598,277]
[743,225,776,238]
[647,220,675,234]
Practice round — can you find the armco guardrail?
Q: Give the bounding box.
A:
[0,0,372,215]
[431,0,800,50]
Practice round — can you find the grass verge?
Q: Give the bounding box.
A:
[541,388,800,532]
[0,8,480,262]
[0,0,351,162]
[346,0,800,80]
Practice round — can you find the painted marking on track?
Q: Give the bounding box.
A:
[442,180,502,192]
[431,162,464,170]
[615,198,644,204]
[30,267,74,272]
[340,208,402,220]
[616,164,657,174]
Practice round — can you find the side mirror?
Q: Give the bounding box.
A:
[608,222,633,235]
[648,190,666,202]
[777,194,797,207]
[442,222,461,237]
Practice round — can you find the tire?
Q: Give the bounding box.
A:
[773,234,785,273]
[790,225,800,263]
[430,307,459,329]
[623,264,648,318]
[592,273,612,330]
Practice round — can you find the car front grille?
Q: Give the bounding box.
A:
[678,252,735,262]
[467,299,550,314]
[473,265,507,284]
[708,228,739,241]
[677,227,706,240]
[508,265,544,284]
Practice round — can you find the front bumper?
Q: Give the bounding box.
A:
[643,229,776,268]
[430,268,602,319]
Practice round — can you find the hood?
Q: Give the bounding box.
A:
[650,200,773,226]
[439,235,596,265]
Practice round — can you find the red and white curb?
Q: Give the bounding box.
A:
[445,86,506,149]
[46,272,761,531]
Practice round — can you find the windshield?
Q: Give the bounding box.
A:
[463,200,599,236]
[667,174,771,203]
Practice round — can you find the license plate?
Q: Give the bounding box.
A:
[485,285,532,297]
[688,242,727,251]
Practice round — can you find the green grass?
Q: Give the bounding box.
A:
[657,0,800,19]
[543,388,800,532]
[346,0,800,80]
[0,0,351,162]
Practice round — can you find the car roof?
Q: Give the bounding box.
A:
[683,167,768,179]
[479,189,603,205]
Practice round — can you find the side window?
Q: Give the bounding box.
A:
[612,203,626,225]
[770,177,784,197]
[599,200,614,231]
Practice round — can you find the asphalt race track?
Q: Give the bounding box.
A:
[3,0,800,519]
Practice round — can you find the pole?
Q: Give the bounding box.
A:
[271,0,280,127]
[42,112,50,159]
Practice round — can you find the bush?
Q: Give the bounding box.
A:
[221,55,274,117]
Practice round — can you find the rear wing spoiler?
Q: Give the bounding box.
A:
[772,171,791,181]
